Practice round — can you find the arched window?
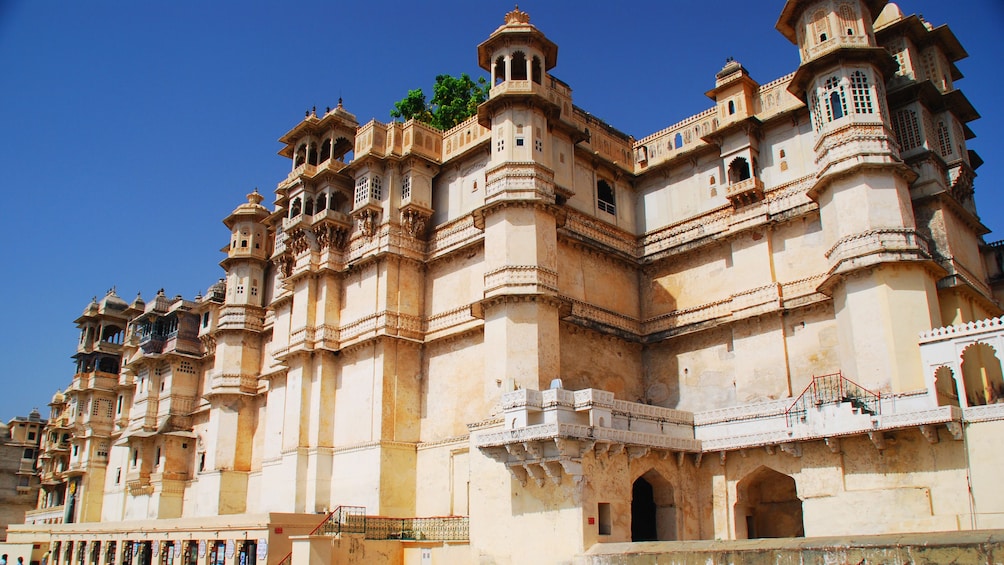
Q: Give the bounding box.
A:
[319,139,331,162]
[307,143,318,166]
[494,56,505,85]
[829,91,844,119]
[823,76,847,122]
[728,157,751,183]
[290,197,301,217]
[674,132,683,149]
[303,196,314,216]
[850,71,873,114]
[728,100,736,115]
[531,56,542,84]
[315,193,327,212]
[511,51,527,80]
[597,180,615,215]
[294,144,306,167]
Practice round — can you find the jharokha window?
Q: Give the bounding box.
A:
[597,180,616,215]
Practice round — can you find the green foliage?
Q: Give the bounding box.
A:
[390,73,489,131]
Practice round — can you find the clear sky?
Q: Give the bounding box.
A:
[0,1,1001,422]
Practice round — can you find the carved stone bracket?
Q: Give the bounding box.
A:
[919,425,939,444]
[824,437,841,453]
[780,442,802,457]
[355,209,378,237]
[946,421,963,440]
[401,209,430,239]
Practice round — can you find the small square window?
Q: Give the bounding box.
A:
[516,138,524,146]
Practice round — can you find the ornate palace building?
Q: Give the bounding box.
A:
[8,1,1004,563]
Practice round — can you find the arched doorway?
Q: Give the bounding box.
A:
[961,342,1004,405]
[735,466,803,539]
[630,470,677,541]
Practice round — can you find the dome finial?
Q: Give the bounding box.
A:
[504,5,530,25]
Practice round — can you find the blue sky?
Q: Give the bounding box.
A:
[0,0,1001,422]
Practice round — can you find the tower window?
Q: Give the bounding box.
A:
[937,120,953,157]
[850,71,873,114]
[354,177,370,205]
[531,56,542,84]
[597,180,616,215]
[371,175,383,200]
[516,137,524,146]
[728,100,736,115]
[511,51,527,81]
[892,109,921,151]
[823,76,847,122]
[401,176,411,200]
[494,56,505,85]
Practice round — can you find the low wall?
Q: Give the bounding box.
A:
[580,530,1004,564]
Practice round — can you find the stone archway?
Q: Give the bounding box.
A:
[961,342,1004,405]
[735,466,804,539]
[631,469,677,541]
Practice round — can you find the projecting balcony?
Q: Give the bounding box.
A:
[726,177,764,207]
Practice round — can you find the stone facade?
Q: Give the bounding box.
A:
[7,1,1004,564]
[0,411,45,541]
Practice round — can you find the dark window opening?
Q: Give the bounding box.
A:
[597,180,616,215]
[511,51,527,81]
[494,56,505,85]
[728,157,751,183]
[307,143,318,166]
[319,139,331,162]
[304,197,314,216]
[290,198,301,217]
[728,100,736,115]
[294,145,306,167]
[674,132,683,149]
[829,91,844,119]
[316,194,327,213]
[531,56,542,84]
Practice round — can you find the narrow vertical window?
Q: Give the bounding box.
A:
[354,177,369,205]
[401,176,411,200]
[850,71,873,114]
[892,109,922,151]
[937,120,953,157]
[371,175,382,200]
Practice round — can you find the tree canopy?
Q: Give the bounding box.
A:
[390,73,489,131]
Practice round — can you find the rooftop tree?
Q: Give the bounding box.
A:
[390,73,489,131]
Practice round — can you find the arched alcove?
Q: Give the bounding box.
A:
[961,342,1004,405]
[934,365,960,407]
[631,470,677,541]
[735,466,803,539]
[728,157,751,184]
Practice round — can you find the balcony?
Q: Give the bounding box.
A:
[726,177,764,207]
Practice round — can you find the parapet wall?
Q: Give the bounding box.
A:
[581,530,1004,564]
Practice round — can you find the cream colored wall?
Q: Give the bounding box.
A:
[558,325,643,401]
[769,216,828,285]
[645,245,732,317]
[420,333,487,440]
[965,420,1004,528]
[637,151,724,234]
[424,248,484,317]
[557,243,638,316]
[644,327,737,412]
